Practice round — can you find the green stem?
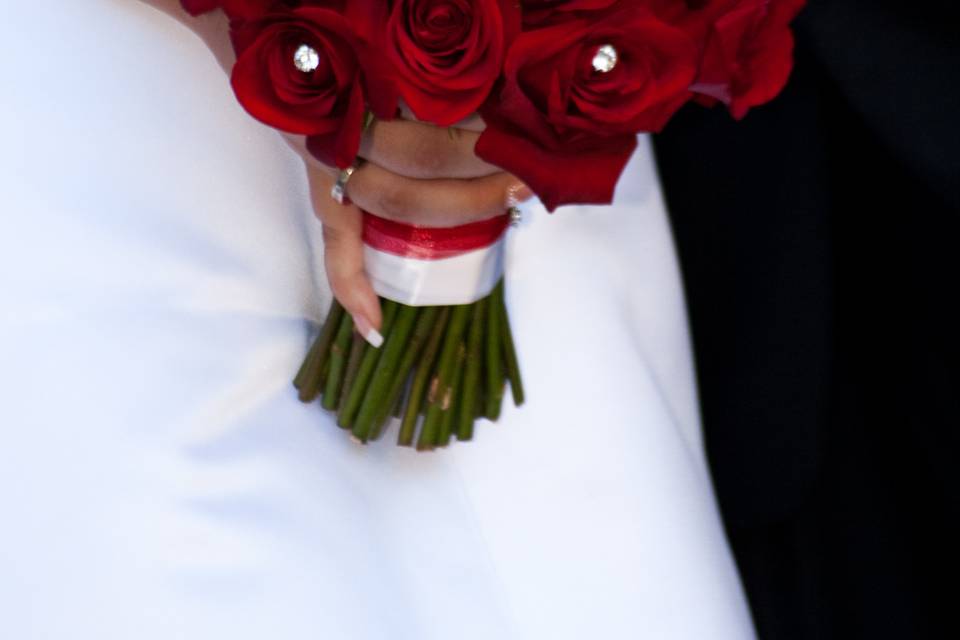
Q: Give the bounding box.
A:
[321,312,354,411]
[352,304,421,442]
[295,300,344,402]
[457,298,486,441]
[370,306,442,441]
[418,304,472,450]
[398,307,451,446]
[484,281,505,420]
[293,344,318,392]
[370,374,409,442]
[438,341,467,446]
[338,299,399,429]
[337,333,367,423]
[498,284,525,407]
[319,353,332,392]
[392,376,409,419]
[475,355,486,419]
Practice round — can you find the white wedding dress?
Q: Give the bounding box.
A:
[0,2,756,639]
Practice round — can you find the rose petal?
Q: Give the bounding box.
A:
[476,123,637,211]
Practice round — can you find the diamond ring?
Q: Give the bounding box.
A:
[331,162,361,205]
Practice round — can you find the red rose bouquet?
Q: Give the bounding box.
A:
[180,0,805,449]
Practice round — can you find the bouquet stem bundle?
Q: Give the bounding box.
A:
[293,280,524,450]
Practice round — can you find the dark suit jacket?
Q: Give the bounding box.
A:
[652,2,959,638]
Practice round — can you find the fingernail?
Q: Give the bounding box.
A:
[506,183,534,208]
[353,314,384,348]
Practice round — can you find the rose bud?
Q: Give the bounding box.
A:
[477,2,698,210]
[347,0,521,126]
[229,5,397,168]
[682,0,806,119]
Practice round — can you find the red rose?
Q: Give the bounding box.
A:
[181,0,277,20]
[687,0,806,119]
[230,5,397,168]
[348,0,520,126]
[477,2,698,210]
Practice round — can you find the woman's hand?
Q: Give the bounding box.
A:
[292,116,532,346]
[139,1,532,344]
[305,116,530,227]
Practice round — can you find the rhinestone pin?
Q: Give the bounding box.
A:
[293,44,320,73]
[592,44,618,73]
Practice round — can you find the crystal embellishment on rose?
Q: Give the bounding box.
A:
[592,44,618,73]
[294,44,320,73]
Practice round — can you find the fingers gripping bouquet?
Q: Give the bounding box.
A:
[181,0,805,449]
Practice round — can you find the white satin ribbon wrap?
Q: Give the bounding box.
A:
[363,235,506,306]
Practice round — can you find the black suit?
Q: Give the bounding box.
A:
[652,2,959,637]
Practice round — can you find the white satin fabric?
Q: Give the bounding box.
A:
[0,2,756,639]
[364,236,506,306]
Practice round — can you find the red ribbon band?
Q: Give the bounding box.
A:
[362,211,510,260]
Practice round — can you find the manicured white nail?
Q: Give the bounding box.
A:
[364,327,384,348]
[353,314,384,348]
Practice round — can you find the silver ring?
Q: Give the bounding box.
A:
[330,163,360,205]
[509,206,523,226]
